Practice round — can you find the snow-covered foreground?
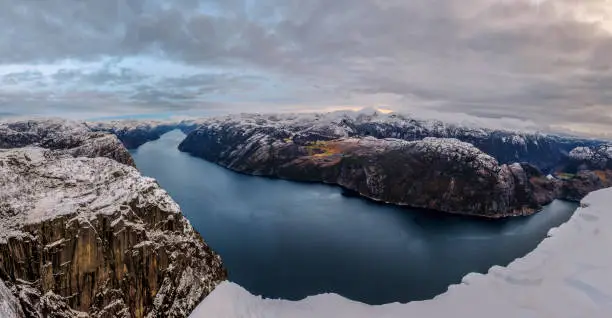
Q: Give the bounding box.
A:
[191,188,612,318]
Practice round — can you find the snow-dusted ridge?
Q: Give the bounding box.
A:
[0,119,226,317]
[182,111,605,172]
[92,110,606,172]
[179,114,568,217]
[191,187,612,318]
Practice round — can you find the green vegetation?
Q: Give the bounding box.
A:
[304,141,344,158]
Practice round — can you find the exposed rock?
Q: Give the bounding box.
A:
[0,120,134,167]
[560,170,612,202]
[510,162,560,207]
[178,113,612,213]
[179,118,560,218]
[93,112,603,171]
[0,147,226,317]
[556,144,612,201]
[566,145,612,172]
[0,119,226,317]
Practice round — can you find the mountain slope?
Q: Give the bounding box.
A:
[178,115,561,217]
[0,120,226,318]
[91,111,604,171]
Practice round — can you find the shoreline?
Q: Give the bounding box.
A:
[191,187,612,317]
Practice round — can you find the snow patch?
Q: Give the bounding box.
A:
[191,188,612,318]
[0,279,24,318]
[570,147,595,161]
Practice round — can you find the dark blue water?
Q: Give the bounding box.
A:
[131,130,578,305]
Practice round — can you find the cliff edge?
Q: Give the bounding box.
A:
[0,120,226,318]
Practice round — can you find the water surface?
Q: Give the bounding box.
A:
[131,130,578,304]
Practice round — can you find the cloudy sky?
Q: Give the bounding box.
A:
[1,0,612,137]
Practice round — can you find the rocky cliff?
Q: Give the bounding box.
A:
[0,120,226,318]
[557,145,612,201]
[565,145,612,172]
[179,116,561,218]
[1,120,134,167]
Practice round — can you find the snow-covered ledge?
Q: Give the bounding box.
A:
[191,189,612,318]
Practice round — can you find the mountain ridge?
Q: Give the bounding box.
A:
[175,112,610,217]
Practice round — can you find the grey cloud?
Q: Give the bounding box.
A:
[130,85,200,104]
[0,88,202,118]
[1,0,612,136]
[2,70,44,85]
[88,68,148,85]
[159,74,265,93]
[51,66,149,86]
[124,73,266,106]
[0,0,278,66]
[128,73,263,105]
[51,69,83,82]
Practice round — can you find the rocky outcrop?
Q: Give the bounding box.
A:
[554,145,612,201]
[179,117,560,218]
[565,145,612,172]
[0,120,226,317]
[560,170,612,201]
[0,120,134,167]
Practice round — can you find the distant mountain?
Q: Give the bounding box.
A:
[554,144,612,201]
[177,112,569,218]
[91,111,611,217]
[90,111,605,172]
[86,119,204,149]
[283,111,603,172]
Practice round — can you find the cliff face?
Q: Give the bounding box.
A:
[0,120,226,318]
[323,139,558,217]
[557,145,612,201]
[1,120,134,167]
[179,117,560,218]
